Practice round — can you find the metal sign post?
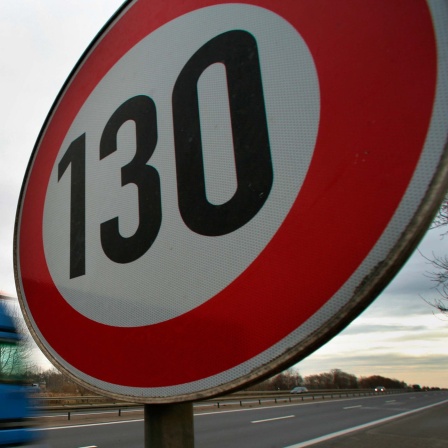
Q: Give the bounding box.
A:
[14,1,448,445]
[144,403,194,448]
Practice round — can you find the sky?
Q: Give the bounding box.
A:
[0,1,447,389]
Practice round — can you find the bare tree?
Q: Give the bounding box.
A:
[0,296,35,376]
[358,375,407,390]
[304,369,358,390]
[0,338,22,378]
[270,368,303,390]
[423,253,448,313]
[431,197,448,233]
[331,369,358,389]
[10,302,36,370]
[248,368,303,391]
[307,372,333,389]
[424,196,448,315]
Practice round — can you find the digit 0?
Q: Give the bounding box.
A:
[173,30,273,236]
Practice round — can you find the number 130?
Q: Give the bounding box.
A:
[58,30,273,279]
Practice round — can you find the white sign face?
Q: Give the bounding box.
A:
[43,5,319,327]
[15,0,448,403]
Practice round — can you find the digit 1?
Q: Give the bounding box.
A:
[100,95,161,264]
[58,133,86,279]
[172,30,273,236]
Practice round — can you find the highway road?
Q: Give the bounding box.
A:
[36,391,448,447]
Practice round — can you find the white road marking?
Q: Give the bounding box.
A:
[252,415,295,424]
[283,399,448,448]
[36,419,143,431]
[343,405,362,410]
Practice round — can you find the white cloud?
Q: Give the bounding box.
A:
[0,0,124,296]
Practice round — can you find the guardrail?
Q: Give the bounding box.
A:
[32,388,409,420]
[212,388,406,408]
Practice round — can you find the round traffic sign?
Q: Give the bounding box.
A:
[15,0,448,402]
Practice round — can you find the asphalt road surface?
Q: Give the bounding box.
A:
[35,390,448,448]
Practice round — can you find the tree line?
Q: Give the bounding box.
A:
[18,365,437,395]
[21,367,92,395]
[247,368,434,392]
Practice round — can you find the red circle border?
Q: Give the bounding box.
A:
[17,0,436,388]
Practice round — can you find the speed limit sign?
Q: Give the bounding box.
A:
[15,0,448,402]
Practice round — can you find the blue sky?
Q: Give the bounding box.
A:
[0,1,446,389]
